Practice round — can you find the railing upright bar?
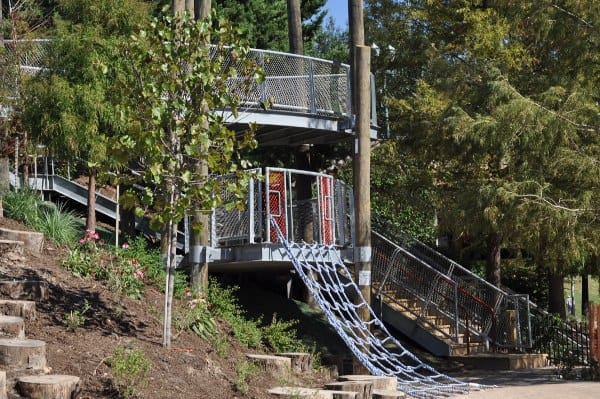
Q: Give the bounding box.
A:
[248,176,255,244]
[454,284,460,343]
[309,59,316,114]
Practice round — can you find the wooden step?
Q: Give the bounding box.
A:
[268,386,324,398]
[0,281,48,301]
[338,375,397,391]
[277,352,312,373]
[0,316,24,339]
[0,300,36,320]
[324,381,372,399]
[372,389,406,398]
[246,354,291,376]
[0,228,44,254]
[16,375,80,399]
[0,338,46,371]
[0,240,24,264]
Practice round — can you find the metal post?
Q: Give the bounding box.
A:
[309,59,316,114]
[248,176,255,243]
[454,284,460,343]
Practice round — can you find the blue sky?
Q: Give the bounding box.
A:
[324,0,349,28]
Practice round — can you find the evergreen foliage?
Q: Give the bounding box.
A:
[366,0,599,313]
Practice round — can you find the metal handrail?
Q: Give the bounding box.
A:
[2,40,354,122]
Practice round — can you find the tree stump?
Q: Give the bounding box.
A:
[372,389,406,399]
[0,300,36,320]
[0,280,48,301]
[0,370,6,399]
[319,390,358,399]
[16,375,80,399]
[268,386,323,398]
[278,352,312,373]
[0,338,46,370]
[339,375,398,391]
[246,354,291,376]
[324,381,372,399]
[0,228,44,254]
[0,316,24,339]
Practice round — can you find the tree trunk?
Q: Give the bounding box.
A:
[86,168,97,231]
[548,269,566,319]
[172,0,185,14]
[194,0,211,20]
[582,272,589,318]
[485,232,502,287]
[0,157,9,218]
[189,0,211,294]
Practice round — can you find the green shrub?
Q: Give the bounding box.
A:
[109,346,151,398]
[36,202,80,245]
[4,187,41,225]
[261,314,304,353]
[206,277,244,319]
[173,292,216,340]
[233,360,257,394]
[62,247,103,278]
[231,316,263,349]
[63,300,90,332]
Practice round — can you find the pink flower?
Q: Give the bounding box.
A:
[133,269,145,280]
[185,289,192,297]
[122,243,129,249]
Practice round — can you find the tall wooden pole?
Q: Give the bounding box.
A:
[190,0,211,294]
[349,1,371,325]
[287,0,303,54]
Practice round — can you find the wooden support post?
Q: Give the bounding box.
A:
[353,44,372,325]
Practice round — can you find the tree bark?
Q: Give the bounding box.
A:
[194,0,211,20]
[485,232,502,287]
[548,268,566,319]
[190,0,211,294]
[86,168,97,231]
[172,0,185,14]
[582,271,589,318]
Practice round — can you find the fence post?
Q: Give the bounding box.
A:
[454,284,460,344]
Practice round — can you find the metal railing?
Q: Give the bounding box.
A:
[2,40,354,122]
[211,168,353,248]
[372,221,534,352]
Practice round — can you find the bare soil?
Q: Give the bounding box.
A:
[0,216,333,399]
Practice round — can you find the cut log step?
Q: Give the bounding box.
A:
[372,388,406,398]
[338,375,398,391]
[246,354,291,376]
[16,375,80,399]
[0,240,24,263]
[0,316,24,339]
[324,381,372,399]
[0,370,5,399]
[278,352,312,373]
[0,300,36,320]
[0,228,44,254]
[0,338,46,371]
[0,281,48,301]
[268,386,323,398]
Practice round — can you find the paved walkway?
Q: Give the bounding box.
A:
[448,367,599,399]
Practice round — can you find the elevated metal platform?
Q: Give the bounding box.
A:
[2,41,378,144]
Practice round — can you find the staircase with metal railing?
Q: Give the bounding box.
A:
[371,221,590,365]
[370,228,532,357]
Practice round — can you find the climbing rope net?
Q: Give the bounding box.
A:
[272,221,479,398]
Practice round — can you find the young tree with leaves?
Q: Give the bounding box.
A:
[114,10,261,347]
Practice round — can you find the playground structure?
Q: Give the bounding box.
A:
[2,37,593,397]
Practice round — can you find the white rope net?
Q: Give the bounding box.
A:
[272,221,477,398]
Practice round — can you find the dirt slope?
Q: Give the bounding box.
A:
[0,216,331,399]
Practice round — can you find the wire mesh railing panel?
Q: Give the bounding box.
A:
[2,42,353,121]
[211,170,262,246]
[333,180,353,247]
